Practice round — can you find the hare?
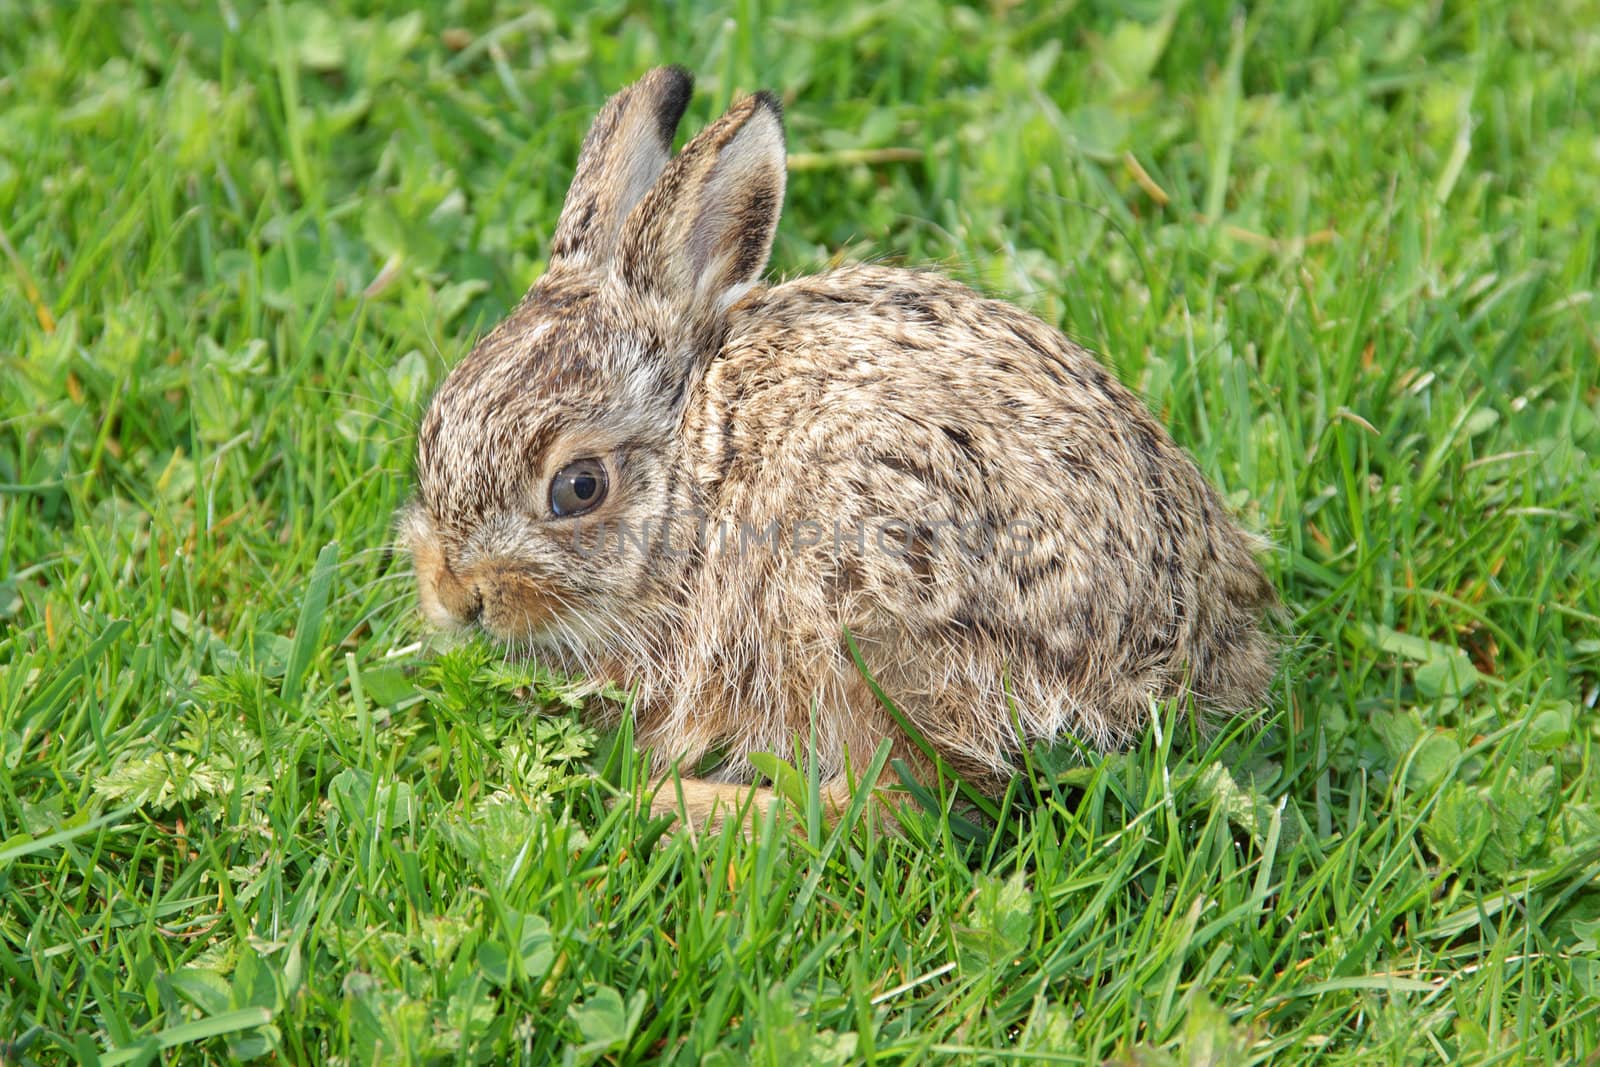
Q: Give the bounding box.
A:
[401,66,1278,829]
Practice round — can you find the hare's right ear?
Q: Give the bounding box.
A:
[547,66,694,270]
[615,91,786,318]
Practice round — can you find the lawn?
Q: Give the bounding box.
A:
[2,0,1598,1062]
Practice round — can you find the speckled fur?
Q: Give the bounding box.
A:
[402,67,1279,827]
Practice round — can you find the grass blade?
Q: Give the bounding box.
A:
[281,541,339,704]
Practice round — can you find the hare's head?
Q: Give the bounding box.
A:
[403,67,787,644]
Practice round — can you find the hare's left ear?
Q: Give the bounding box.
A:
[616,91,786,316]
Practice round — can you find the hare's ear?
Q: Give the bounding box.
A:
[616,91,786,315]
[548,66,695,270]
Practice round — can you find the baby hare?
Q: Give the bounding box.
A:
[403,67,1278,828]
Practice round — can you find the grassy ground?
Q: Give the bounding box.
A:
[3,0,1598,1062]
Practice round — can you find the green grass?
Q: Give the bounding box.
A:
[3,0,1598,1062]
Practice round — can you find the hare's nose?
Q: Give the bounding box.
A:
[445,583,483,626]
[435,560,484,625]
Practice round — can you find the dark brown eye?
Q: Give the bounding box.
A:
[549,458,609,517]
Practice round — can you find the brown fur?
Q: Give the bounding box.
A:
[401,69,1279,830]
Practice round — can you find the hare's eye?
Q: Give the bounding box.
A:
[549,458,609,517]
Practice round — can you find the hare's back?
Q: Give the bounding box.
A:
[701,264,1271,638]
[711,264,1222,531]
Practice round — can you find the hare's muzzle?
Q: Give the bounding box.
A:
[426,557,565,644]
[407,533,480,632]
[430,560,483,627]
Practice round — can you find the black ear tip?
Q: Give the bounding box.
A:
[652,65,695,142]
[749,90,786,147]
[750,89,784,120]
[660,64,695,91]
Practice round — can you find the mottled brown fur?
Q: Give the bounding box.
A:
[402,68,1279,829]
